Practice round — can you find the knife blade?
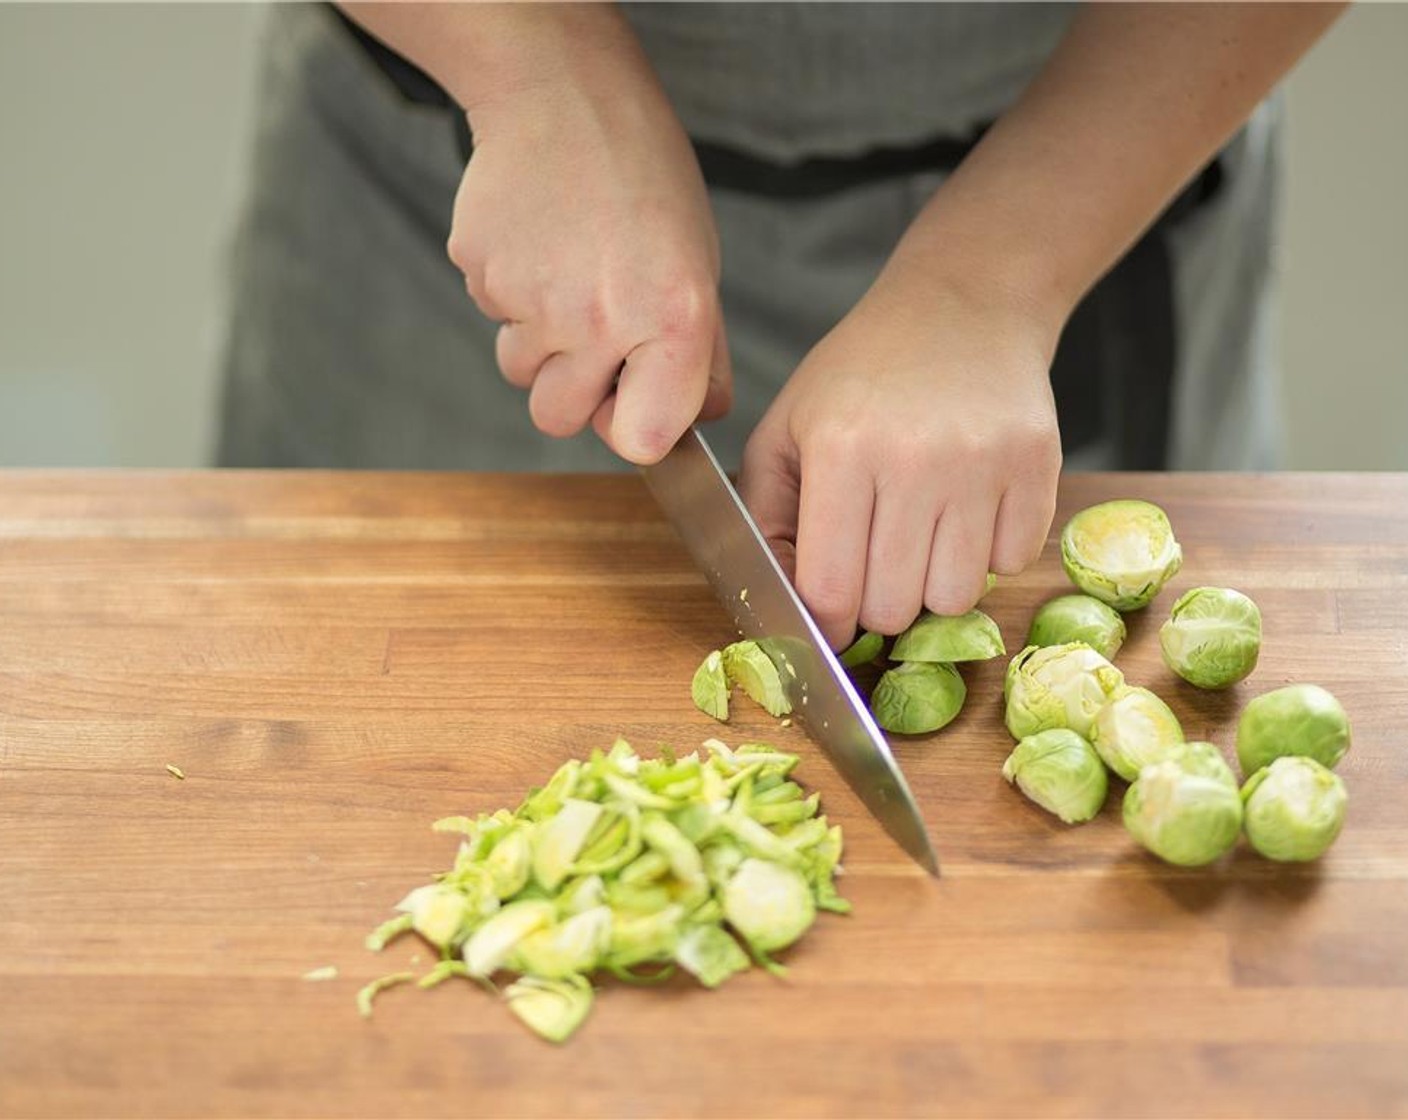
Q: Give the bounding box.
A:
[641,426,939,876]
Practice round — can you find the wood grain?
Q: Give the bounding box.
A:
[1,471,1405,1119]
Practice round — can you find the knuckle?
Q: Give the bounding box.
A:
[655,278,713,339]
[860,599,917,638]
[798,572,860,630]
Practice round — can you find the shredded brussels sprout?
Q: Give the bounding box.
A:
[361,738,847,1042]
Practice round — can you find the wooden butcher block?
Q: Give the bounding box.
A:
[0,471,1405,1118]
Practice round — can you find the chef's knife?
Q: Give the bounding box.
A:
[641,425,939,876]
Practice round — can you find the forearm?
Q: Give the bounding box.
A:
[336,2,653,113]
[885,2,1345,328]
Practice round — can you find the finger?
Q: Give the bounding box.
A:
[858,480,939,637]
[739,423,801,580]
[924,489,1000,616]
[794,453,875,650]
[608,329,714,464]
[496,322,553,390]
[699,318,734,423]
[528,348,623,438]
[990,476,1058,575]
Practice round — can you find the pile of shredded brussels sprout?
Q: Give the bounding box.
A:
[358,738,847,1042]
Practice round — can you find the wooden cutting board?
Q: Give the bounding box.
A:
[0,471,1404,1119]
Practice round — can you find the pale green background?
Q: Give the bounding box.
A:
[0,4,1404,468]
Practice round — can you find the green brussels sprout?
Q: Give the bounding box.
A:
[393,884,478,950]
[1159,587,1262,689]
[1122,760,1243,867]
[839,631,884,669]
[722,858,816,953]
[1027,594,1127,660]
[1001,729,1108,824]
[983,572,999,598]
[691,650,730,721]
[1164,740,1239,789]
[675,923,750,988]
[1241,756,1348,862]
[1089,686,1184,782]
[871,661,967,735]
[722,640,792,717]
[511,906,613,979]
[531,798,605,891]
[463,899,557,978]
[1004,642,1125,741]
[1236,684,1351,776]
[891,609,1006,663]
[503,974,594,1044]
[1060,500,1183,611]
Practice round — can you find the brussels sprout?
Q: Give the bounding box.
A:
[1241,756,1348,862]
[871,661,967,735]
[675,923,750,988]
[1089,686,1184,782]
[1122,760,1242,867]
[1004,642,1125,741]
[1001,729,1108,824]
[1236,684,1351,776]
[503,974,594,1044]
[722,640,792,718]
[983,572,999,598]
[1060,500,1183,610]
[1165,740,1239,789]
[1159,586,1262,689]
[512,906,613,979]
[691,650,730,721]
[839,630,885,669]
[463,899,557,978]
[608,905,685,967]
[531,798,605,891]
[393,883,477,950]
[1027,594,1127,660]
[891,610,1006,663]
[722,858,816,953]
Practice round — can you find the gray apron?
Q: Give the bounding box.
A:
[216,3,1283,472]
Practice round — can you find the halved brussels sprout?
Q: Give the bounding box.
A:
[504,974,594,1044]
[722,640,792,717]
[1160,587,1262,689]
[1089,686,1184,782]
[871,661,967,735]
[839,630,885,669]
[1060,500,1182,611]
[691,650,730,721]
[1241,756,1347,862]
[891,609,1006,663]
[1004,642,1125,741]
[722,858,816,953]
[1027,594,1127,660]
[1122,760,1242,867]
[1236,684,1351,776]
[1001,728,1108,824]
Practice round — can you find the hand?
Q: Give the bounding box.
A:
[739,270,1063,650]
[445,29,731,464]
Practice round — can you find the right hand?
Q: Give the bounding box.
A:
[446,25,731,464]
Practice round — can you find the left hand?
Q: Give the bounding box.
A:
[739,269,1064,650]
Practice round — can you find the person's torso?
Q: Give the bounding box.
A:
[621,2,1076,161]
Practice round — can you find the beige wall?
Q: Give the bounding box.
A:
[0,3,1404,468]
